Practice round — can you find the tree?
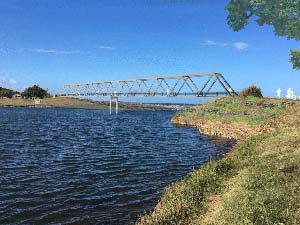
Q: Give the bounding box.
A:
[0,87,14,98]
[22,85,50,99]
[226,0,300,69]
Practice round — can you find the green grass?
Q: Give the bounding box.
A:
[263,106,285,116]
[175,112,264,126]
[138,130,300,225]
[138,97,300,225]
[212,131,300,225]
[138,155,238,225]
[175,111,199,120]
[203,113,221,121]
[246,96,264,104]
[226,115,265,125]
[174,111,221,122]
[207,102,245,112]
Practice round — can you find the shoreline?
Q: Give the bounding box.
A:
[0,97,188,111]
[138,96,300,224]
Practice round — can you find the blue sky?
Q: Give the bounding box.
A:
[0,0,299,98]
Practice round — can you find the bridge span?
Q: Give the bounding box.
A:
[63,73,237,114]
[63,73,237,98]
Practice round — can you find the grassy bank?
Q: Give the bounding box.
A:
[0,97,176,110]
[0,97,106,109]
[138,97,300,225]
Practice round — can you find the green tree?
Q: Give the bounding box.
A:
[0,87,14,98]
[22,85,50,99]
[226,0,300,69]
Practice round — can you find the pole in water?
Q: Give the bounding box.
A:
[116,97,118,114]
[109,96,112,115]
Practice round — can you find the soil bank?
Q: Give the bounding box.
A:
[138,96,300,225]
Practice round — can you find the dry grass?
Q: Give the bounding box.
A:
[0,97,102,109]
[39,97,101,109]
[0,97,175,110]
[137,97,300,225]
[0,98,36,107]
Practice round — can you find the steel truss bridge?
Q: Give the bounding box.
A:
[63,73,237,98]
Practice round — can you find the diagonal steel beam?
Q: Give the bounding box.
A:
[204,77,218,96]
[197,76,212,96]
[63,73,236,98]
[183,77,196,95]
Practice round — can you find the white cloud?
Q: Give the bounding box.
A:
[200,40,230,48]
[200,40,217,46]
[233,42,249,51]
[0,76,17,89]
[21,45,114,55]
[200,40,249,51]
[98,45,114,50]
[23,48,82,55]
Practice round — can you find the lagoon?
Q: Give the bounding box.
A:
[0,108,232,224]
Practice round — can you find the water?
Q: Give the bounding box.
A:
[0,108,233,225]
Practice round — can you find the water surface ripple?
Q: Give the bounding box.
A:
[0,108,233,224]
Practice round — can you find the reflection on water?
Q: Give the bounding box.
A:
[0,108,233,224]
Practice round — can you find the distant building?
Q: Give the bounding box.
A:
[12,93,22,98]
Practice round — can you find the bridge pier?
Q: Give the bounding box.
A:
[109,95,119,115]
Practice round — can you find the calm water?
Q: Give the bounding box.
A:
[0,108,233,225]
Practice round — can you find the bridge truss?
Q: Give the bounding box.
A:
[63,73,237,98]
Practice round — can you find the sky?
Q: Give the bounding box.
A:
[0,0,299,98]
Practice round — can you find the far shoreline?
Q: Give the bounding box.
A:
[0,96,189,111]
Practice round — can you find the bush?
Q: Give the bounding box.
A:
[21,85,50,99]
[239,86,263,98]
[0,87,14,98]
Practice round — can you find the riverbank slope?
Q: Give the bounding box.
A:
[138,96,300,225]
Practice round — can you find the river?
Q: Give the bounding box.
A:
[0,108,233,224]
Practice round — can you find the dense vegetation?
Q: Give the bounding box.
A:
[0,85,50,99]
[138,97,300,225]
[0,87,14,98]
[239,85,263,98]
[21,85,50,99]
[226,0,300,69]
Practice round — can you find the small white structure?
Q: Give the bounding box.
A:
[276,88,282,99]
[286,88,296,100]
[34,98,41,104]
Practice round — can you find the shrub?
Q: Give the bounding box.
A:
[239,85,263,98]
[0,87,14,98]
[21,85,50,99]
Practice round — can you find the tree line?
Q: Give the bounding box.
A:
[0,85,50,99]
